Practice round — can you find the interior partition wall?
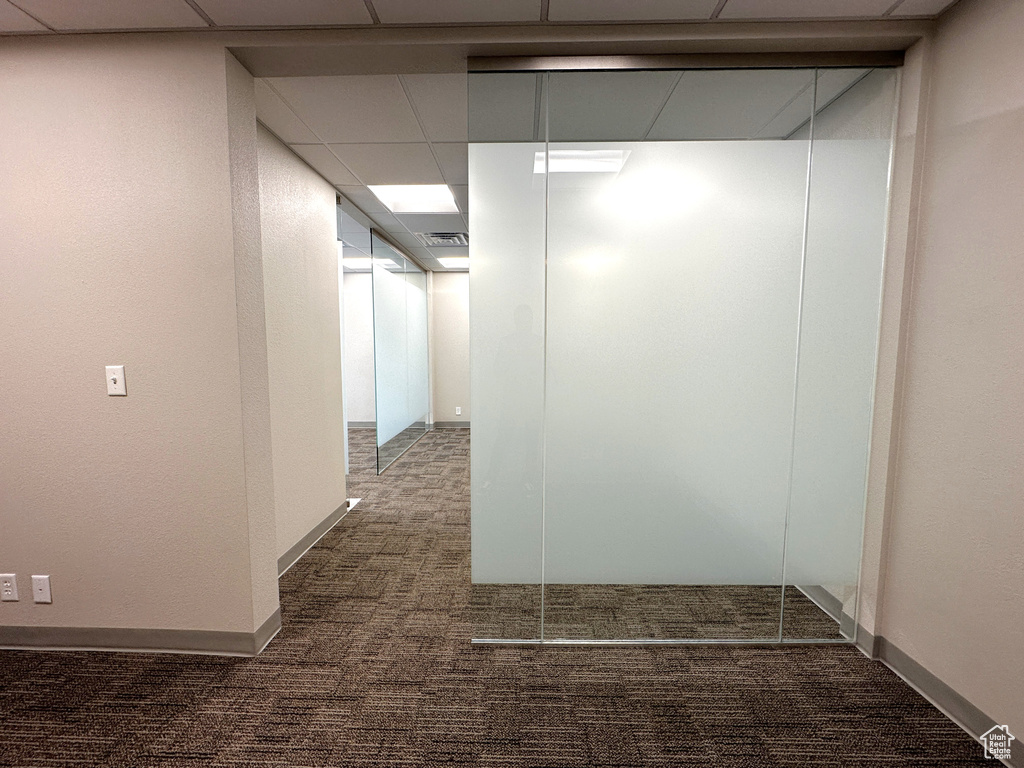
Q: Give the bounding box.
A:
[469,66,898,643]
[370,233,430,473]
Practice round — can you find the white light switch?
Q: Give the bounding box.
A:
[1,574,17,602]
[455,407,462,416]
[31,575,51,604]
[106,365,127,396]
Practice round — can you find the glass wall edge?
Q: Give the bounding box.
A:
[468,51,904,73]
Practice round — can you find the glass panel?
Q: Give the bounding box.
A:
[467,71,546,637]
[371,233,429,473]
[541,69,814,640]
[782,69,899,639]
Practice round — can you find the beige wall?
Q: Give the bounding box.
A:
[0,38,278,635]
[431,271,470,423]
[257,126,346,561]
[342,272,376,424]
[877,0,1024,732]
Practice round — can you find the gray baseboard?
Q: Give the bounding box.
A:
[876,637,1017,767]
[434,421,470,429]
[348,421,375,429]
[0,608,281,657]
[796,585,856,637]
[277,501,350,576]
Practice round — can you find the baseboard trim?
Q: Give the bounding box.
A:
[348,421,375,428]
[0,608,282,657]
[277,501,350,576]
[434,421,470,429]
[877,637,1017,767]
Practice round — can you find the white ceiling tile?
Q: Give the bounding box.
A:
[890,0,959,16]
[267,76,425,143]
[432,143,469,185]
[401,74,468,143]
[548,70,680,141]
[192,0,371,25]
[15,0,207,29]
[368,211,404,231]
[469,73,539,142]
[289,145,361,185]
[719,0,894,18]
[649,69,813,140]
[549,0,718,21]
[0,0,47,30]
[372,0,541,23]
[392,232,426,250]
[337,185,389,214]
[451,185,469,213]
[255,80,320,143]
[394,213,467,234]
[329,143,443,185]
[424,246,470,258]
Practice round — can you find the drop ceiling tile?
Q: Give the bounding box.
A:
[368,211,404,231]
[890,0,959,16]
[255,80,319,143]
[267,76,424,143]
[426,246,470,258]
[392,232,426,250]
[548,70,680,141]
[192,0,371,25]
[719,0,894,18]
[468,73,539,142]
[649,69,814,140]
[337,185,389,214]
[372,0,541,23]
[329,143,443,185]
[401,74,468,143]
[432,143,469,185]
[815,69,871,107]
[549,0,718,21]
[451,185,469,213]
[394,213,467,234]
[289,145,361,185]
[15,0,207,29]
[0,1,46,30]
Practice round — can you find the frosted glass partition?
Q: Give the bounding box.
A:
[371,233,429,473]
[782,69,898,638]
[469,68,897,642]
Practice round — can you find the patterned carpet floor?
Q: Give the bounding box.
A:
[0,428,990,767]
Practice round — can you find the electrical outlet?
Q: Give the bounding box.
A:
[0,574,17,602]
[31,575,51,604]
[455,406,462,416]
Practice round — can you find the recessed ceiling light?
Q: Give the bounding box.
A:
[438,257,469,270]
[534,150,630,174]
[368,184,458,213]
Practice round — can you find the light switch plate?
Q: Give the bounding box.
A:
[31,575,51,604]
[106,365,127,396]
[1,574,17,602]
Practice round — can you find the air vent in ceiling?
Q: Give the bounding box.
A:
[416,232,468,247]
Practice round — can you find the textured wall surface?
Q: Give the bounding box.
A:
[431,272,471,423]
[257,125,346,561]
[0,37,275,633]
[880,0,1024,731]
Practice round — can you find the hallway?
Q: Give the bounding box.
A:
[0,429,990,766]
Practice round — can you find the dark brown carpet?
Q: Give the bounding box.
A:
[0,428,990,767]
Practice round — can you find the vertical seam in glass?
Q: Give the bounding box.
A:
[778,70,818,642]
[539,72,550,642]
[851,68,904,646]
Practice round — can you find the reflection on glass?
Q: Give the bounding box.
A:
[371,233,429,473]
